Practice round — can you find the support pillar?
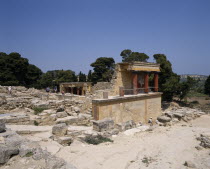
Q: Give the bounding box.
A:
[82,87,84,95]
[154,73,159,92]
[144,72,149,93]
[103,91,108,99]
[77,87,80,95]
[132,73,138,95]
[119,87,124,97]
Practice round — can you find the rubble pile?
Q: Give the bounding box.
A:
[0,86,93,126]
[0,121,77,169]
[197,133,210,148]
[157,107,206,126]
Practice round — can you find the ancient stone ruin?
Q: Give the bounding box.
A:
[0,61,208,168]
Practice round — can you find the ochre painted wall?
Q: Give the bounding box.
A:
[92,95,162,124]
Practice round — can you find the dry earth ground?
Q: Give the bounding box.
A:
[56,115,210,169]
[5,115,210,169]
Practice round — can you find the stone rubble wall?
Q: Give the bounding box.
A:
[91,64,133,99]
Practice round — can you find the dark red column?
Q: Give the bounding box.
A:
[132,73,138,95]
[154,73,159,92]
[144,72,149,93]
[77,88,80,95]
[119,87,124,97]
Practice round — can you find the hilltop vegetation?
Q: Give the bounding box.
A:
[0,51,209,102]
[0,52,42,87]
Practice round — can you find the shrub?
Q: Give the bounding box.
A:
[190,100,199,104]
[25,151,33,157]
[84,135,113,145]
[33,106,48,115]
[56,107,64,112]
[34,120,39,126]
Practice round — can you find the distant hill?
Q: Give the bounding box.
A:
[180,74,208,81]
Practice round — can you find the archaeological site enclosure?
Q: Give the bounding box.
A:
[92,62,162,124]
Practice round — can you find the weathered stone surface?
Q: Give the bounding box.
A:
[0,136,5,144]
[197,133,210,148]
[173,113,183,119]
[93,118,114,132]
[0,119,6,133]
[56,116,79,125]
[73,107,80,113]
[57,137,73,146]
[5,134,26,148]
[43,109,56,115]
[3,115,30,124]
[57,105,65,112]
[165,112,173,118]
[52,123,67,136]
[184,161,196,168]
[157,116,171,123]
[32,147,48,161]
[56,111,68,118]
[116,120,136,131]
[0,145,19,164]
[33,102,49,108]
[49,114,57,121]
[45,155,67,169]
[195,145,203,150]
[19,141,40,157]
[102,128,120,137]
[78,113,92,120]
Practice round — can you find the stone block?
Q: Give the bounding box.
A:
[56,116,79,125]
[157,116,171,123]
[0,145,19,164]
[93,118,114,132]
[0,119,6,133]
[173,113,183,119]
[116,120,136,131]
[52,123,67,136]
[56,111,68,118]
[57,137,73,146]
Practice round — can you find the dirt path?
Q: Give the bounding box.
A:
[55,115,210,169]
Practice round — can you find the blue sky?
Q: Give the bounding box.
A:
[1,0,210,75]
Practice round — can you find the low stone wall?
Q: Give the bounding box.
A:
[92,93,162,124]
[92,82,112,91]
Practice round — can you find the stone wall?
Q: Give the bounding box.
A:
[92,64,134,98]
[92,93,162,124]
[110,64,133,96]
[92,82,112,91]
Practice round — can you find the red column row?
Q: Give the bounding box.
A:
[132,72,159,94]
[154,73,159,92]
[132,73,138,95]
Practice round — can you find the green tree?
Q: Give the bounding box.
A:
[78,71,86,82]
[0,52,42,86]
[37,70,77,89]
[87,70,92,82]
[153,54,180,101]
[176,77,193,100]
[204,75,210,96]
[120,49,149,62]
[25,64,43,88]
[90,57,115,84]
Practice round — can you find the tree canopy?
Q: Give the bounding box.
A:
[0,52,42,87]
[78,71,86,82]
[120,49,149,62]
[204,75,210,96]
[90,57,115,84]
[153,54,180,101]
[37,70,77,89]
[87,70,92,82]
